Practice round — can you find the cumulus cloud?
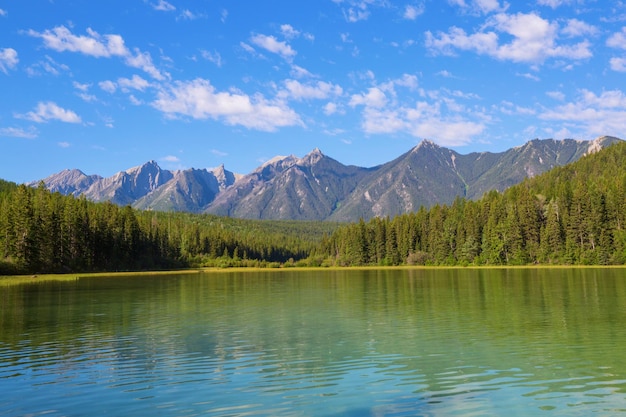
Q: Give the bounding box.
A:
[607,27,626,50]
[28,26,126,57]
[99,80,117,93]
[28,25,168,79]
[152,78,302,131]
[610,57,626,72]
[0,48,18,73]
[349,87,388,108]
[250,34,296,60]
[403,4,424,20]
[425,12,593,64]
[17,101,82,124]
[278,80,343,101]
[349,80,486,146]
[561,18,598,38]
[118,75,151,92]
[539,89,626,137]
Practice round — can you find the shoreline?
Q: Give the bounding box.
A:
[2,264,626,285]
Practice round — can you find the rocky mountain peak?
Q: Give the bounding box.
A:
[32,137,624,221]
[299,147,325,165]
[412,139,440,153]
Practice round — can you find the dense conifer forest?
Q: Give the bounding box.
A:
[314,141,626,266]
[0,180,338,275]
[2,140,626,275]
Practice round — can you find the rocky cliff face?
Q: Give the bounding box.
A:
[33,136,623,221]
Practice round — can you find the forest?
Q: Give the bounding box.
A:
[2,140,626,275]
[313,140,626,266]
[0,180,338,275]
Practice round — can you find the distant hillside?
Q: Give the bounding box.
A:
[315,139,626,266]
[32,136,622,221]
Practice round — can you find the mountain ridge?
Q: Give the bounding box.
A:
[31,136,623,221]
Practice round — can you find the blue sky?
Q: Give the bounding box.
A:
[2,0,626,183]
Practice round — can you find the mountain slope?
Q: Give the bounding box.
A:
[460,136,622,199]
[206,149,371,220]
[134,166,239,212]
[31,136,623,221]
[329,140,468,221]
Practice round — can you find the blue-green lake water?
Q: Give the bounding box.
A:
[1,268,626,416]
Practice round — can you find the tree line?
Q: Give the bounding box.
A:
[2,140,625,275]
[0,181,337,275]
[312,141,626,266]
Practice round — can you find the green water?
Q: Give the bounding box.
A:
[1,268,626,416]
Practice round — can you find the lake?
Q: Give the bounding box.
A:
[1,268,626,416]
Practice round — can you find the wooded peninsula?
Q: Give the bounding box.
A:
[2,141,625,275]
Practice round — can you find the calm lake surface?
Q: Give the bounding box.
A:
[1,268,626,416]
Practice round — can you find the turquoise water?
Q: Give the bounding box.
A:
[1,268,626,416]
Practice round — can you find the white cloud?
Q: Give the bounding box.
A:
[152,78,302,131]
[250,34,296,60]
[561,19,598,38]
[280,24,300,39]
[28,26,126,57]
[539,89,626,137]
[161,155,180,162]
[449,0,505,14]
[536,0,575,8]
[26,55,70,76]
[290,65,314,78]
[125,49,167,80]
[0,126,38,139]
[99,80,117,93]
[394,73,419,90]
[178,10,205,20]
[517,72,540,81]
[607,27,626,49]
[403,4,424,20]
[73,82,97,102]
[0,48,18,73]
[349,87,388,108]
[152,0,175,11]
[279,80,343,101]
[118,75,151,92]
[201,50,222,67]
[426,12,593,64]
[17,101,82,124]
[610,57,626,72]
[58,141,71,148]
[28,25,168,79]
[73,81,90,92]
[239,42,256,55]
[406,100,486,145]
[0,8,7,16]
[334,0,389,22]
[546,90,565,101]
[324,102,341,115]
[349,82,486,146]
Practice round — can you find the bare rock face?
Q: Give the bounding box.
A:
[33,136,623,221]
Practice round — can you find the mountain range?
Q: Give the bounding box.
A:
[33,136,622,222]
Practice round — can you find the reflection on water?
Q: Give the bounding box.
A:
[1,268,626,416]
